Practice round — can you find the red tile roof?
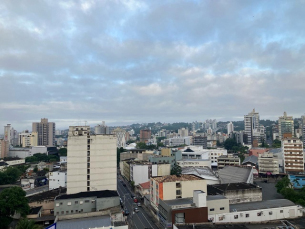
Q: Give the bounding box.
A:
[139,181,150,189]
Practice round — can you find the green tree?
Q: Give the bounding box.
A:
[0,187,30,228]
[223,138,238,151]
[275,176,291,192]
[171,164,182,176]
[136,142,147,149]
[0,167,22,185]
[58,148,67,156]
[272,139,281,148]
[33,166,38,173]
[16,218,43,229]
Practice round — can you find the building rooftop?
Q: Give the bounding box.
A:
[3,157,22,161]
[230,199,296,212]
[218,166,252,184]
[55,190,118,200]
[182,166,219,181]
[56,215,112,229]
[152,174,203,183]
[28,206,42,215]
[0,161,8,166]
[242,155,258,165]
[207,183,261,195]
[27,187,67,202]
[139,181,150,189]
[163,197,193,206]
[184,148,195,152]
[206,195,227,201]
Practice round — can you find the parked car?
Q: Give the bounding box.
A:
[124,208,129,216]
[134,207,139,213]
[133,198,138,203]
[122,183,126,187]
[131,194,135,198]
[137,202,141,207]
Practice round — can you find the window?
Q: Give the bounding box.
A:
[71,210,74,213]
[269,211,272,215]
[176,183,181,188]
[280,210,283,213]
[85,200,90,203]
[56,212,59,215]
[257,212,262,216]
[176,190,181,195]
[75,201,78,204]
[234,215,238,219]
[210,208,215,211]
[220,207,224,210]
[60,202,63,205]
[246,214,249,218]
[76,210,79,213]
[66,211,69,214]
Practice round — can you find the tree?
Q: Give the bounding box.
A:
[0,167,22,185]
[33,166,38,173]
[16,218,43,229]
[0,187,30,228]
[223,138,237,151]
[272,139,281,148]
[171,164,182,176]
[275,176,291,193]
[136,142,147,149]
[58,148,67,156]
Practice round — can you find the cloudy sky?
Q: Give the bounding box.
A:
[0,0,305,132]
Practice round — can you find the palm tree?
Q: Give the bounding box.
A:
[16,218,43,229]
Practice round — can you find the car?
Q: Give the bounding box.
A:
[124,209,129,216]
[133,198,138,203]
[137,202,141,207]
[122,183,126,187]
[131,194,135,198]
[134,207,139,213]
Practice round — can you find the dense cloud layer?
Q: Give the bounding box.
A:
[0,0,304,131]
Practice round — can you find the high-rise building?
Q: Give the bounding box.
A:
[67,126,117,194]
[227,122,234,134]
[112,127,127,148]
[279,112,294,139]
[140,129,151,143]
[244,109,261,145]
[282,137,304,173]
[32,118,55,147]
[302,115,305,148]
[0,139,9,158]
[19,131,38,147]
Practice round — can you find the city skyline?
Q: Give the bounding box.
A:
[1,1,305,132]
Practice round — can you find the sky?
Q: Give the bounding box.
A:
[0,0,305,132]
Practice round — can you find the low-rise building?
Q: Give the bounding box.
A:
[242,155,258,168]
[209,199,302,224]
[288,174,305,189]
[258,152,279,175]
[207,183,262,204]
[150,175,207,211]
[207,195,230,220]
[4,157,25,166]
[136,181,150,197]
[217,155,240,169]
[120,149,154,161]
[169,137,191,146]
[192,136,207,149]
[249,148,269,157]
[54,190,120,216]
[49,170,67,190]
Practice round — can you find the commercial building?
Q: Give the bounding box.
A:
[282,137,304,173]
[181,147,227,165]
[49,170,67,190]
[192,136,207,148]
[8,146,47,158]
[140,129,151,143]
[67,126,117,194]
[158,191,209,228]
[279,112,294,139]
[207,183,262,204]
[150,175,206,210]
[32,118,55,147]
[177,159,211,168]
[54,190,120,216]
[258,152,279,175]
[208,199,302,224]
[217,155,240,169]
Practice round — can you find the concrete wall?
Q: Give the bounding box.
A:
[225,188,262,204]
[207,199,230,215]
[132,165,149,185]
[157,164,171,176]
[49,171,67,190]
[177,160,211,168]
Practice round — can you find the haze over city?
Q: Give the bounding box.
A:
[1,0,305,131]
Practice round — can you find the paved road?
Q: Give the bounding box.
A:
[117,178,159,229]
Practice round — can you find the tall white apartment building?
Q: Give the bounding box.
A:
[112,127,126,148]
[227,122,234,135]
[67,126,117,194]
[279,112,294,139]
[282,138,304,173]
[32,118,55,147]
[178,128,189,137]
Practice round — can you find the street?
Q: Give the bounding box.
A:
[117,178,159,229]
